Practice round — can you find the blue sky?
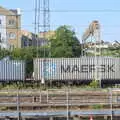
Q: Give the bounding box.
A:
[0,0,120,42]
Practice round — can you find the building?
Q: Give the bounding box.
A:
[21,30,48,48]
[39,31,55,39]
[111,41,120,48]
[21,30,35,47]
[0,6,21,49]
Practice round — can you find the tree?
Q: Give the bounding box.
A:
[0,48,11,59]
[50,25,81,57]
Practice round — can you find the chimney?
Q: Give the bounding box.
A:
[17,8,21,15]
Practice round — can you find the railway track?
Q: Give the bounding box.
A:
[0,88,119,111]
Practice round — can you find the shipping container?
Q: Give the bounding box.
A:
[34,57,120,81]
[0,57,25,81]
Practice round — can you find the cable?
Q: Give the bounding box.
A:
[14,24,120,28]
[1,9,120,14]
[20,9,120,13]
[1,25,120,29]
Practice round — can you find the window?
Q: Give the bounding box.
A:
[8,19,15,25]
[0,19,1,24]
[24,41,28,46]
[9,33,16,39]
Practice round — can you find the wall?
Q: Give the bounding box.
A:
[0,15,7,49]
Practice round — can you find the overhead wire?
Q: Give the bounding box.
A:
[1,24,120,29]
[1,9,120,14]
[20,24,120,27]
[20,9,120,13]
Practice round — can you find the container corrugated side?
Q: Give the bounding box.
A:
[34,57,120,81]
[0,60,25,81]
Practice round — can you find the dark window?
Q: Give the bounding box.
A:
[0,20,1,24]
[8,19,15,25]
[9,33,16,39]
[24,41,28,46]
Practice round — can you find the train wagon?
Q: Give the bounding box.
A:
[0,56,25,81]
[34,57,120,82]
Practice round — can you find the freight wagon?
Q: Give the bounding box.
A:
[34,57,120,82]
[0,57,25,81]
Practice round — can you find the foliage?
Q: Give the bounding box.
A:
[90,104,103,109]
[89,80,99,88]
[50,25,81,57]
[87,46,120,57]
[102,47,120,57]
[0,48,11,59]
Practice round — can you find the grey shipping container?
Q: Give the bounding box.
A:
[0,57,25,81]
[34,57,120,81]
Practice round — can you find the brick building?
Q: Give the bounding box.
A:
[0,6,21,49]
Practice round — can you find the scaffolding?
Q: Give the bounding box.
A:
[82,20,101,87]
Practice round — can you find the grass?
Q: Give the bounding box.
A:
[0,80,114,96]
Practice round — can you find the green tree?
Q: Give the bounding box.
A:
[50,25,81,57]
[0,48,11,59]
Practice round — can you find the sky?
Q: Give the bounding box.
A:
[0,0,120,42]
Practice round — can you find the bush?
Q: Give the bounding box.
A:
[91,104,103,109]
[90,80,99,88]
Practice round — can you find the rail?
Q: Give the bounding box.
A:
[0,88,119,109]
